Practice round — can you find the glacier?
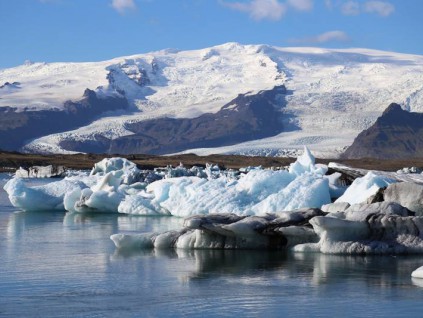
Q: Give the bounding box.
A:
[3,43,423,157]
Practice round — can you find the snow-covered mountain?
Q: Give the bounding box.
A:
[1,42,423,157]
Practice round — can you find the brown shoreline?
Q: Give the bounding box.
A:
[2,151,423,173]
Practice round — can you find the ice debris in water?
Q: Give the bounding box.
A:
[2,147,356,215]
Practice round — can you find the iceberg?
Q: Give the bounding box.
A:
[15,165,66,178]
[64,158,143,213]
[3,148,337,215]
[412,266,423,278]
[110,208,323,250]
[294,203,423,255]
[117,147,332,217]
[335,172,396,205]
[3,177,87,211]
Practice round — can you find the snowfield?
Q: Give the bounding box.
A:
[2,43,423,157]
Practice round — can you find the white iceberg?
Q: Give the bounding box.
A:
[64,158,142,213]
[4,148,336,215]
[3,177,87,211]
[412,266,423,278]
[335,172,396,205]
[117,147,332,217]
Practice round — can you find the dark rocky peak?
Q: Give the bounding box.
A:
[151,58,159,74]
[0,81,21,89]
[135,69,150,86]
[221,85,286,113]
[82,88,97,100]
[108,62,151,88]
[382,102,405,116]
[341,103,423,159]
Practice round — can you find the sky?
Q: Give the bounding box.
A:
[0,0,422,69]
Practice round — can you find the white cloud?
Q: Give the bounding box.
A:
[291,30,349,43]
[111,0,137,14]
[363,1,395,16]
[340,0,394,17]
[341,1,360,15]
[287,0,313,11]
[221,0,287,21]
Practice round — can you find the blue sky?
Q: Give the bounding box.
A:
[0,0,422,69]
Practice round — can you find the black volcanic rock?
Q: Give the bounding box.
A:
[108,85,292,155]
[342,103,423,159]
[0,90,128,151]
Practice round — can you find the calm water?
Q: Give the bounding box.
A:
[2,175,423,317]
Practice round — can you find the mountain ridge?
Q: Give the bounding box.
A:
[1,43,423,157]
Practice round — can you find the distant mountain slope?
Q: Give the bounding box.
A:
[1,43,423,157]
[0,89,128,151]
[342,103,423,159]
[108,85,289,154]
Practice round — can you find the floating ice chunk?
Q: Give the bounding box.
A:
[303,212,423,254]
[250,173,330,214]
[289,146,315,175]
[111,210,323,251]
[110,233,155,249]
[15,165,66,178]
[130,169,330,217]
[335,172,396,205]
[64,172,127,213]
[411,266,423,278]
[3,177,86,211]
[64,158,144,213]
[91,157,141,185]
[117,148,331,216]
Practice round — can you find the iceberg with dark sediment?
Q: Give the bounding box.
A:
[294,202,423,255]
[110,208,323,250]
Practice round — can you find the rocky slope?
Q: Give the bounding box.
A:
[342,103,423,159]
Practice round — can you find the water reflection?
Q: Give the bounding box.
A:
[3,205,423,316]
[110,243,423,291]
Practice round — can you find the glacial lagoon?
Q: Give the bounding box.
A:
[2,175,423,317]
